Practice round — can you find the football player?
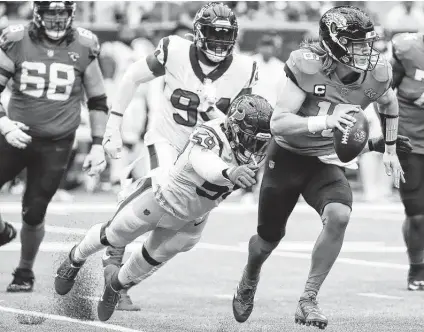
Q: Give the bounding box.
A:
[99,1,258,304]
[54,94,272,322]
[391,32,424,290]
[232,6,405,329]
[0,1,108,292]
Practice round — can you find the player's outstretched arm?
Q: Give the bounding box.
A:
[189,144,257,189]
[82,58,108,175]
[375,87,405,187]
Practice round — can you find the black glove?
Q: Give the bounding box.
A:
[368,135,413,154]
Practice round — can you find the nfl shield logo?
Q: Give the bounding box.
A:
[269,160,275,169]
[47,50,54,57]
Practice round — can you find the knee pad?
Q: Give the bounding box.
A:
[22,198,49,226]
[249,234,279,255]
[21,220,45,231]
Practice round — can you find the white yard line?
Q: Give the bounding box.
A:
[0,305,143,332]
[0,241,408,270]
[214,294,233,299]
[357,293,403,300]
[0,201,406,214]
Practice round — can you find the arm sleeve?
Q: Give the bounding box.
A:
[189,144,231,186]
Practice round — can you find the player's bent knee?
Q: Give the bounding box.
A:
[322,203,351,230]
[179,234,202,253]
[409,215,424,230]
[22,199,49,226]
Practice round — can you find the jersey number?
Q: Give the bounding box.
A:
[196,181,230,201]
[171,89,230,127]
[316,102,358,137]
[20,61,75,101]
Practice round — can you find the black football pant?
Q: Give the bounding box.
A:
[0,134,75,226]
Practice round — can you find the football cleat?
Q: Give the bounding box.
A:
[0,222,17,247]
[232,268,260,323]
[7,268,35,292]
[116,289,141,311]
[55,245,85,295]
[407,264,424,291]
[295,293,328,330]
[97,265,121,321]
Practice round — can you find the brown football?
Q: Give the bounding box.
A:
[333,110,370,163]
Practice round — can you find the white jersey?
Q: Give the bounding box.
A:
[153,118,239,221]
[144,35,258,152]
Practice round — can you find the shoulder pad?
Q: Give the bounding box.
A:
[190,124,223,152]
[288,49,321,75]
[76,27,100,58]
[371,56,392,83]
[0,24,25,52]
[392,33,416,59]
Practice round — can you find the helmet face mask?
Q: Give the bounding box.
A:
[320,6,380,72]
[193,2,238,63]
[226,95,273,166]
[33,1,76,41]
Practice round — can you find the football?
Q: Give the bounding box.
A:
[333,110,370,163]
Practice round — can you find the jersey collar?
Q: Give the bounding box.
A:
[189,44,233,83]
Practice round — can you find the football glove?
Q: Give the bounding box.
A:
[368,135,412,154]
[102,113,123,159]
[83,144,107,176]
[0,117,31,149]
[226,164,258,189]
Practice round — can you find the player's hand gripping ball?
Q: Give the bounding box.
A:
[333,109,369,162]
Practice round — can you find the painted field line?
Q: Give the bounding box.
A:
[0,241,408,271]
[0,305,143,332]
[214,294,233,300]
[357,293,403,300]
[0,202,406,214]
[9,222,88,235]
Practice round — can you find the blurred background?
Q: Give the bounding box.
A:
[0,1,421,203]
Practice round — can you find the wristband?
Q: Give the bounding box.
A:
[379,113,398,145]
[92,136,103,145]
[307,116,328,134]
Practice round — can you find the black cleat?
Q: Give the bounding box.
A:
[97,265,121,322]
[232,268,259,323]
[295,293,328,330]
[55,245,85,295]
[0,222,17,247]
[407,263,424,291]
[7,268,35,292]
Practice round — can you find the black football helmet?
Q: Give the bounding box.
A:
[225,94,273,165]
[319,6,380,71]
[193,2,238,63]
[33,1,76,40]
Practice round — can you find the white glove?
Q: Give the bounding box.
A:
[83,144,107,176]
[102,113,123,159]
[226,164,258,189]
[0,117,31,149]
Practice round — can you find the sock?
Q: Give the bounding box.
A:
[245,234,278,280]
[73,223,105,262]
[303,220,347,297]
[403,216,424,264]
[118,245,163,287]
[18,222,45,270]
